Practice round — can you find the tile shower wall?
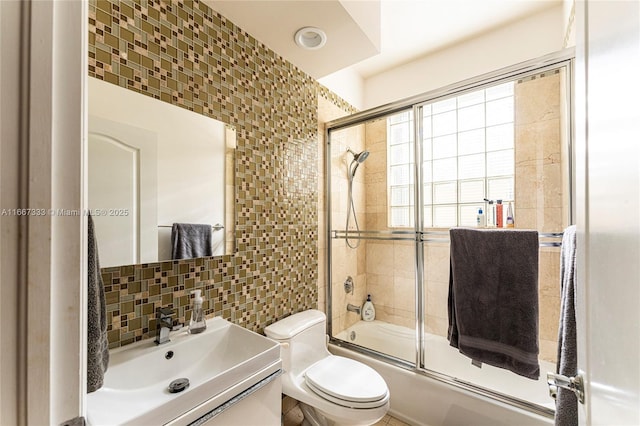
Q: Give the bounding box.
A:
[89,0,353,348]
[363,118,415,329]
[514,70,567,363]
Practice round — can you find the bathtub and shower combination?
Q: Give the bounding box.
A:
[332,320,555,425]
[324,53,574,425]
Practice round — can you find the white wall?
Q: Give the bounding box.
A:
[563,0,575,48]
[318,66,365,110]
[362,4,565,109]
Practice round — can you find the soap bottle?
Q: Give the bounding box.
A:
[476,208,486,227]
[189,289,206,334]
[362,295,375,322]
[506,201,515,228]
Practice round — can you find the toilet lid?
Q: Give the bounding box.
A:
[304,356,388,405]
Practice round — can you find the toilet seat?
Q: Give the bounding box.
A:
[304,356,388,409]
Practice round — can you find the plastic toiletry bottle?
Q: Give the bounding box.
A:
[496,200,504,228]
[483,198,495,227]
[362,295,375,322]
[487,200,495,227]
[476,208,486,227]
[189,289,207,334]
[506,201,515,228]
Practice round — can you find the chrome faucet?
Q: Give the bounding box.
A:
[155,307,174,345]
[347,303,361,315]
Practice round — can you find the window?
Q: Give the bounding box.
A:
[388,111,414,227]
[388,82,515,228]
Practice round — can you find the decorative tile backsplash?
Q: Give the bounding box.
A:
[89,0,353,348]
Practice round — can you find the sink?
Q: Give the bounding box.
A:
[87,317,281,425]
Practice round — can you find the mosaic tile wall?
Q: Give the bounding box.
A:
[89,0,352,348]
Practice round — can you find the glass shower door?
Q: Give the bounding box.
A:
[328,111,418,364]
[326,57,573,417]
[419,65,571,411]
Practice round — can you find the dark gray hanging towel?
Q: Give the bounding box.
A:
[87,215,109,393]
[448,227,540,379]
[171,223,213,259]
[555,225,578,425]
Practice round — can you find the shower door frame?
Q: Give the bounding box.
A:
[325,48,575,419]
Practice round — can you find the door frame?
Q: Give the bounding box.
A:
[0,1,87,424]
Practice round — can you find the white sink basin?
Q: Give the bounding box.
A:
[87,317,281,425]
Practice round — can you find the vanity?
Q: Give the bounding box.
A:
[86,317,282,425]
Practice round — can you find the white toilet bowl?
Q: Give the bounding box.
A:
[265,310,389,426]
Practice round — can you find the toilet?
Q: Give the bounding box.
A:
[264,309,389,426]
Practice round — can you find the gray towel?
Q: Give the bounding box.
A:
[171,223,213,259]
[555,225,578,425]
[448,227,540,379]
[87,215,109,393]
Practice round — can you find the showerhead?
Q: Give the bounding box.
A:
[355,150,370,163]
[347,148,370,178]
[347,148,370,164]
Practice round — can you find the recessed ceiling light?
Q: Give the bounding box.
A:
[294,27,327,50]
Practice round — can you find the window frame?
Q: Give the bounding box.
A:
[387,81,517,229]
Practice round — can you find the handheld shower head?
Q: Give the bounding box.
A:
[344,148,370,249]
[355,150,370,163]
[347,148,370,178]
[347,147,370,164]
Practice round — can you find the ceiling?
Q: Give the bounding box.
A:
[207,0,561,80]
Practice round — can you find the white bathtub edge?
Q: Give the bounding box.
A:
[329,343,553,426]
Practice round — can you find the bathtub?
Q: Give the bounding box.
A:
[332,320,555,426]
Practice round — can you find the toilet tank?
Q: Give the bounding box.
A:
[264,310,330,374]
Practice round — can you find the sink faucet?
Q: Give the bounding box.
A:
[155,307,174,345]
[347,303,361,315]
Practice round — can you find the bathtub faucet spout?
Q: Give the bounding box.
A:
[347,303,361,315]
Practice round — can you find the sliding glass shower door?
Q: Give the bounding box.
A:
[415,66,570,410]
[328,114,418,364]
[326,55,573,416]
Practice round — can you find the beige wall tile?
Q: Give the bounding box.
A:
[394,242,415,279]
[393,276,415,313]
[366,273,395,310]
[515,73,561,125]
[426,281,449,320]
[366,242,396,275]
[540,338,558,364]
[539,249,561,298]
[426,315,449,337]
[539,295,561,342]
[515,118,561,165]
[425,243,450,283]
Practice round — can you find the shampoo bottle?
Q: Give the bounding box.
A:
[362,294,375,322]
[496,200,504,228]
[189,289,206,334]
[506,201,515,228]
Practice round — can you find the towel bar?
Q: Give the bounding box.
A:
[332,229,564,247]
[159,223,224,231]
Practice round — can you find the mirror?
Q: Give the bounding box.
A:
[88,77,235,267]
